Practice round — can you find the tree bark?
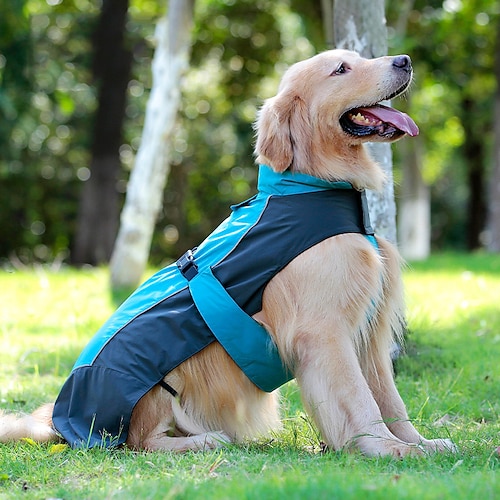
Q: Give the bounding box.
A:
[487,16,500,252]
[72,0,132,265]
[330,0,397,243]
[391,0,430,260]
[110,0,195,289]
[398,137,430,260]
[462,98,486,251]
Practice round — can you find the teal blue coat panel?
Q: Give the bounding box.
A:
[52,165,376,448]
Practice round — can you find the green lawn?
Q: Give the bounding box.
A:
[1,253,498,499]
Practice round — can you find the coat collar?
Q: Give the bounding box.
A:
[257,164,353,196]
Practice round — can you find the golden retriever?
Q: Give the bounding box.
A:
[0,50,455,457]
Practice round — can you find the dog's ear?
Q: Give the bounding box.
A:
[255,92,311,172]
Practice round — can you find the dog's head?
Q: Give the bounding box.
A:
[255,50,418,190]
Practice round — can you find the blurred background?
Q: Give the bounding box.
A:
[1,0,498,269]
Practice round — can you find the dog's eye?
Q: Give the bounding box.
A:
[331,63,349,76]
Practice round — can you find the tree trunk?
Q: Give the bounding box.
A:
[487,16,500,252]
[72,0,132,265]
[398,137,430,260]
[462,98,486,251]
[391,0,430,260]
[330,0,397,243]
[110,0,195,289]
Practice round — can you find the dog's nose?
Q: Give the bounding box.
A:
[392,55,412,73]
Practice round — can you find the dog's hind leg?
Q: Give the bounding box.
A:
[127,343,280,452]
[128,383,230,452]
[142,429,230,452]
[0,403,58,444]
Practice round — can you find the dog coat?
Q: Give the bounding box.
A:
[52,164,377,448]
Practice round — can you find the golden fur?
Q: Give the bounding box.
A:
[0,50,456,457]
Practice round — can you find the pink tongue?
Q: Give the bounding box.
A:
[360,104,419,136]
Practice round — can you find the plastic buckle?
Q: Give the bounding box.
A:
[176,249,198,280]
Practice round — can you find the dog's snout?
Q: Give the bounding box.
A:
[392,55,412,73]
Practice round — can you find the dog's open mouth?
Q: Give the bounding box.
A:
[340,104,419,139]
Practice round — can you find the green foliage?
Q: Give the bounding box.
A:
[0,0,319,265]
[387,0,499,249]
[1,0,500,263]
[155,0,317,261]
[0,253,499,498]
[0,0,97,262]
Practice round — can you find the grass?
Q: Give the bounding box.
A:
[1,253,499,499]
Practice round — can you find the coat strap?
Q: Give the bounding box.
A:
[188,266,293,392]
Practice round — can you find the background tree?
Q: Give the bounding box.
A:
[391,0,431,260]
[487,11,500,252]
[110,0,195,289]
[1,0,499,269]
[156,1,316,261]
[387,0,498,252]
[72,0,132,265]
[397,132,431,260]
[327,0,398,243]
[0,0,98,264]
[0,0,33,257]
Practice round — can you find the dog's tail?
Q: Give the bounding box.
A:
[0,403,59,443]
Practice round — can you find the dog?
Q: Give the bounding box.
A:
[0,50,455,457]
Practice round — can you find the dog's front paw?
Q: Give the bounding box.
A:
[355,435,425,458]
[420,438,457,454]
[192,431,231,451]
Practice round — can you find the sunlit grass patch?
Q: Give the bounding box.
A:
[399,253,499,429]
[0,253,499,499]
[0,267,114,412]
